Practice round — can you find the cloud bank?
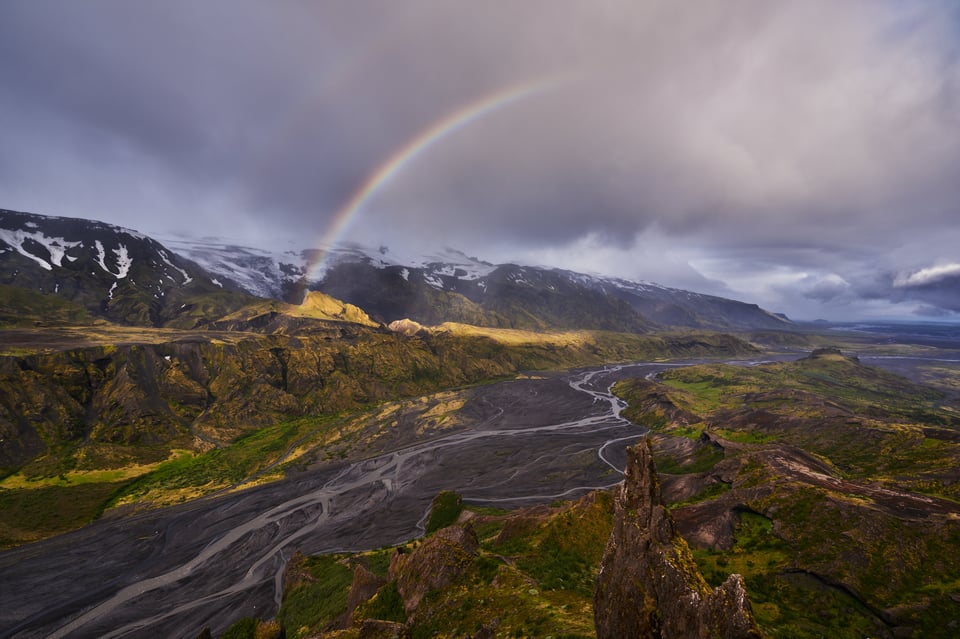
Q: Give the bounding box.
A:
[2,1,959,320]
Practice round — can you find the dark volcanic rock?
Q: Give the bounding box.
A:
[594,440,761,639]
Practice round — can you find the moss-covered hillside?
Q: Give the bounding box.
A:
[614,349,960,638]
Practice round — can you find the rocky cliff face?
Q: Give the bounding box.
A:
[594,440,761,639]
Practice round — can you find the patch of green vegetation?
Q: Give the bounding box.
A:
[358,547,393,578]
[464,503,511,516]
[712,428,777,444]
[744,571,888,639]
[425,490,464,534]
[407,577,594,639]
[0,481,130,549]
[472,519,507,544]
[362,581,406,623]
[661,353,945,421]
[653,444,725,475]
[269,492,612,638]
[278,555,354,639]
[611,378,705,441]
[107,415,336,507]
[514,493,614,597]
[647,355,960,489]
[693,509,860,637]
[660,378,728,412]
[621,351,960,637]
[670,425,703,439]
[700,486,960,638]
[670,480,731,506]
[0,284,93,328]
[220,617,258,639]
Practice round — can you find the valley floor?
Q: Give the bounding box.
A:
[0,362,678,638]
[2,336,959,638]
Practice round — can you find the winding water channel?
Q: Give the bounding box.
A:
[2,353,944,638]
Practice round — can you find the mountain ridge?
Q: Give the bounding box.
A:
[2,208,792,332]
[165,222,791,332]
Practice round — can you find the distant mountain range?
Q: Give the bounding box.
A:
[1,208,791,331]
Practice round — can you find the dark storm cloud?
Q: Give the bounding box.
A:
[2,1,960,319]
[891,267,960,313]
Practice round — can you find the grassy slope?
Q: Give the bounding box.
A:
[0,284,93,328]
[615,350,960,638]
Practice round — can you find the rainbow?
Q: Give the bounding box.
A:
[306,77,561,280]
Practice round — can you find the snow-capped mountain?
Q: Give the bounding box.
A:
[1,209,791,331]
[0,209,251,326]
[170,235,789,331]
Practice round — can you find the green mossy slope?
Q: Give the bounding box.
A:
[614,350,960,638]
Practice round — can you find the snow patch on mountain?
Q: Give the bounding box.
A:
[423,272,444,290]
[94,240,109,275]
[113,244,132,278]
[93,240,132,278]
[336,244,498,281]
[0,227,82,270]
[158,249,192,284]
[161,237,306,298]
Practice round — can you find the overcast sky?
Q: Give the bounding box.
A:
[2,1,960,321]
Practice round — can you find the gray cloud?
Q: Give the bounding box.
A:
[2,1,959,320]
[890,268,960,312]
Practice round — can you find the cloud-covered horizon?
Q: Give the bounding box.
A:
[2,1,959,320]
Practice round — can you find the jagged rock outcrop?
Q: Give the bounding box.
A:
[389,524,479,614]
[594,440,761,639]
[341,564,387,629]
[387,318,427,336]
